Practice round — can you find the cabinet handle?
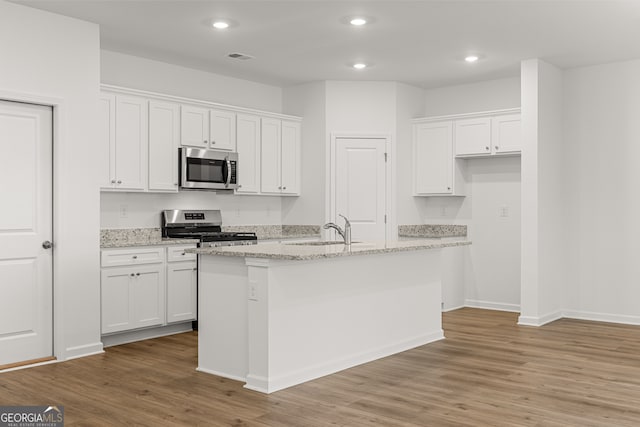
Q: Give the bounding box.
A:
[485,146,490,151]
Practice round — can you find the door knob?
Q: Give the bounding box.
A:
[42,240,53,249]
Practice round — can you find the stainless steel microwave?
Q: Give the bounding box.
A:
[179,147,239,191]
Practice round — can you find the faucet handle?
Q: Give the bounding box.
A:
[338,214,351,227]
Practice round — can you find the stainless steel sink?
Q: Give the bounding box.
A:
[286,241,360,246]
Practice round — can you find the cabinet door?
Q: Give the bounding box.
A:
[413,121,453,195]
[236,114,261,194]
[114,95,148,190]
[260,117,282,194]
[101,268,133,334]
[492,114,521,155]
[454,117,491,157]
[180,105,209,148]
[167,262,197,323]
[280,120,301,195]
[99,94,116,189]
[149,100,180,192]
[209,109,236,151]
[131,265,166,329]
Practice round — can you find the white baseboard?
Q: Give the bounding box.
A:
[196,367,247,384]
[442,304,466,312]
[101,322,193,347]
[64,342,104,360]
[518,310,563,326]
[562,310,640,326]
[464,299,520,313]
[245,330,445,394]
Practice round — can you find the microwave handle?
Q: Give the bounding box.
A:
[224,156,231,188]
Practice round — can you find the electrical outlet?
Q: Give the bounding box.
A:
[248,283,258,301]
[500,205,509,218]
[119,205,128,218]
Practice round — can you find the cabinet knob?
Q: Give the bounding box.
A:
[132,255,137,259]
[117,180,122,184]
[278,186,282,190]
[237,185,242,188]
[193,268,197,271]
[111,179,116,184]
[495,146,499,150]
[211,140,216,144]
[485,146,490,151]
[130,273,135,277]
[283,187,287,190]
[136,273,140,276]
[204,140,208,144]
[181,252,186,256]
[447,187,451,190]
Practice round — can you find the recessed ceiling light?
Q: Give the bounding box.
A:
[350,17,367,26]
[212,21,230,29]
[353,63,367,70]
[465,55,479,63]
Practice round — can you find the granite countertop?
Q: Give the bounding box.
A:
[397,224,467,238]
[189,237,471,261]
[100,228,197,248]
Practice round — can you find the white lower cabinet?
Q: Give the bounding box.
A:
[167,262,197,323]
[101,244,197,336]
[101,264,165,334]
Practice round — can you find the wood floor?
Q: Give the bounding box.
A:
[2,308,640,426]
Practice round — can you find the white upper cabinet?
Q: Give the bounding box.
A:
[209,109,236,151]
[280,120,301,195]
[180,105,209,148]
[454,117,492,156]
[100,94,147,191]
[148,100,180,192]
[260,117,282,194]
[99,93,116,189]
[492,114,522,155]
[236,114,261,194]
[454,112,521,158]
[413,121,462,195]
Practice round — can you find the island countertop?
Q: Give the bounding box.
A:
[189,237,470,261]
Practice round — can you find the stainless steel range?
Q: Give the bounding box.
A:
[161,209,257,247]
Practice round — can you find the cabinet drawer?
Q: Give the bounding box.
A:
[167,244,197,262]
[101,247,165,267]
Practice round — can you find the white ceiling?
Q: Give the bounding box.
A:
[11,0,640,89]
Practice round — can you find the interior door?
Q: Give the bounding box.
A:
[0,100,53,367]
[334,137,387,242]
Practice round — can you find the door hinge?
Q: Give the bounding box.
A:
[384,152,388,162]
[384,214,387,224]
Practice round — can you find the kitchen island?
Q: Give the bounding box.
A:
[190,238,470,393]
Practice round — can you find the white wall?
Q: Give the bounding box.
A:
[281,81,327,225]
[422,77,521,311]
[99,50,288,228]
[424,77,521,117]
[0,1,102,359]
[101,50,282,112]
[562,59,640,324]
[101,192,283,228]
[519,59,566,326]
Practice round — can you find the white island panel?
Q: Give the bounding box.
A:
[197,248,444,393]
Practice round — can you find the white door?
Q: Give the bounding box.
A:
[334,137,387,242]
[0,100,53,366]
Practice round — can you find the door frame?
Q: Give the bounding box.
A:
[0,88,67,363]
[327,133,395,243]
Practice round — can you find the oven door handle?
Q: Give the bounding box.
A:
[224,156,231,188]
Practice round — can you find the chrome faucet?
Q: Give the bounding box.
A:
[323,214,352,245]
